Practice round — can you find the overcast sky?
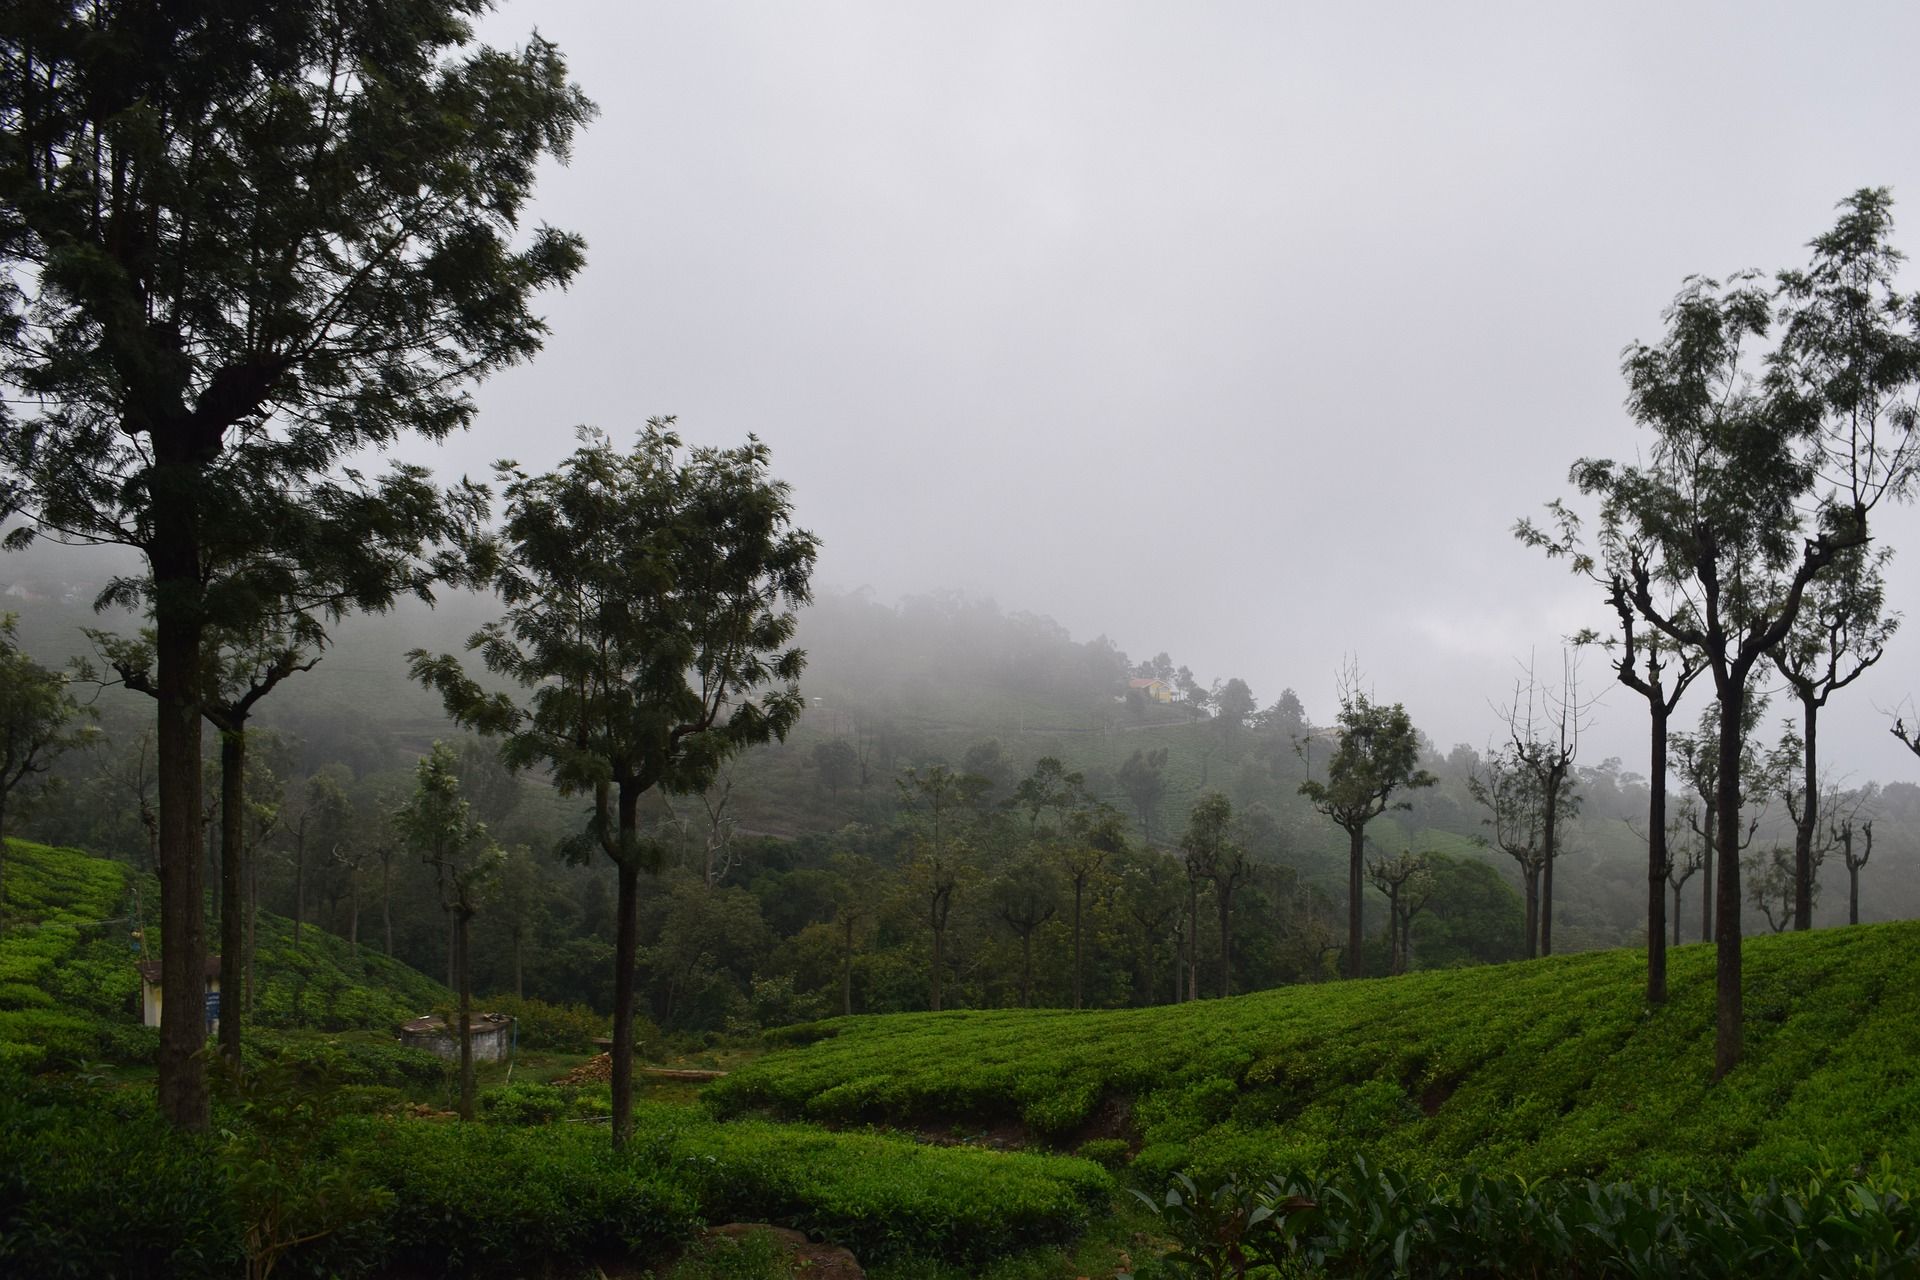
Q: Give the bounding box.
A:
[412,1,1920,783]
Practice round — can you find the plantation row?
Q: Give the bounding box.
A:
[714,922,1920,1188]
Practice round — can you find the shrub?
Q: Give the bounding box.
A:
[337,1118,699,1276]
[482,994,607,1053]
[481,1081,570,1126]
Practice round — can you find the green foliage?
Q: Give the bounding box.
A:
[480,1081,571,1125]
[0,1071,243,1278]
[712,923,1920,1187]
[484,993,605,1051]
[1127,1158,1920,1278]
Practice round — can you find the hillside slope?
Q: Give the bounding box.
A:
[0,840,451,1068]
[711,923,1920,1188]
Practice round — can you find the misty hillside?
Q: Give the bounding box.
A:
[13,571,1920,957]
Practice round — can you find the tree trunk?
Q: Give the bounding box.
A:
[347,878,360,963]
[1522,864,1539,960]
[1071,879,1084,1010]
[610,780,643,1150]
[841,917,854,1016]
[0,795,8,933]
[1346,825,1365,979]
[1672,879,1684,947]
[456,907,474,1121]
[1713,686,1745,1081]
[1020,931,1033,1008]
[218,728,246,1067]
[445,907,455,990]
[155,551,210,1131]
[512,928,523,999]
[292,833,306,947]
[382,853,393,957]
[1217,885,1233,998]
[1647,711,1669,1005]
[1187,874,1201,998]
[245,839,258,1014]
[930,923,944,1012]
[1540,776,1559,957]
[1848,863,1859,926]
[1794,694,1817,931]
[1700,806,1716,943]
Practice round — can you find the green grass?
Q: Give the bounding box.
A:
[710,923,1920,1188]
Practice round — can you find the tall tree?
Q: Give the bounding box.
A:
[1559,191,1920,1077]
[1116,748,1168,846]
[83,623,317,1066]
[1299,673,1434,979]
[990,856,1057,1009]
[1179,791,1246,999]
[0,4,591,1128]
[897,764,984,1013]
[411,424,816,1148]
[0,616,85,927]
[1769,548,1893,929]
[394,742,500,1122]
[1518,508,1706,1001]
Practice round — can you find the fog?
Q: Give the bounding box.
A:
[31,2,1920,783]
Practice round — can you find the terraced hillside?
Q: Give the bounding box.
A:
[0,839,452,1069]
[711,923,1920,1188]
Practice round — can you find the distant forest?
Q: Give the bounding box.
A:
[8,571,1918,1038]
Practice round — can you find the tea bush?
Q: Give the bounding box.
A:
[711,924,1920,1187]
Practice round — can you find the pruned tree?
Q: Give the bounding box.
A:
[1662,803,1706,948]
[1746,845,1798,934]
[0,3,591,1128]
[1367,855,1428,974]
[1833,801,1875,927]
[1519,504,1707,1001]
[1500,653,1587,957]
[1299,668,1435,979]
[0,615,86,928]
[394,742,501,1122]
[1467,746,1569,958]
[1770,546,1894,929]
[410,424,816,1149]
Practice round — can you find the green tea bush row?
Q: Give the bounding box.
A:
[336,1118,699,1276]
[1128,1159,1920,1279]
[711,925,1920,1186]
[633,1109,1114,1266]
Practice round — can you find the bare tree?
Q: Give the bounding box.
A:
[1830,787,1877,926]
[1501,652,1589,957]
[1467,748,1554,958]
[1662,803,1705,948]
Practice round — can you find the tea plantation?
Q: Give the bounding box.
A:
[712,924,1920,1189]
[6,837,1920,1277]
